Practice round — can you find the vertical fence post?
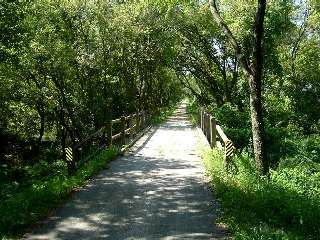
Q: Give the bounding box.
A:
[199,109,202,130]
[64,132,76,175]
[204,113,208,138]
[201,111,204,132]
[106,120,112,146]
[210,116,216,148]
[202,111,205,133]
[65,146,73,174]
[121,116,126,145]
[203,112,206,136]
[65,146,77,175]
[206,113,211,143]
[136,112,140,133]
[224,140,235,171]
[141,111,145,129]
[200,109,203,131]
[199,109,201,129]
[129,115,134,140]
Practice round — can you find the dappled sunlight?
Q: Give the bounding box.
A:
[25,104,229,240]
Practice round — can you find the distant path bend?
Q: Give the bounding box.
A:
[25,102,229,240]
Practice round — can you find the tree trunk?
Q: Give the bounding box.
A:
[248,74,267,175]
[250,0,268,175]
[209,0,268,175]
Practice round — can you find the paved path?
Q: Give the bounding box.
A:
[25,103,229,240]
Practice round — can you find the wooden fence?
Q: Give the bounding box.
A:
[65,111,149,173]
[199,108,235,169]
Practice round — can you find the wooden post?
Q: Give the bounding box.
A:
[129,115,134,140]
[200,109,202,130]
[204,113,207,140]
[203,112,206,136]
[142,111,145,128]
[65,147,76,175]
[206,113,211,143]
[201,110,204,132]
[210,116,216,148]
[204,113,208,138]
[224,140,235,171]
[64,132,76,175]
[108,120,112,146]
[202,111,206,135]
[136,113,140,133]
[121,116,126,145]
[205,113,208,137]
[65,147,73,162]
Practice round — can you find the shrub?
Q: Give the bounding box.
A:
[0,148,118,238]
[211,103,251,149]
[203,148,320,239]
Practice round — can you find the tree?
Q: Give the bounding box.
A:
[209,0,268,175]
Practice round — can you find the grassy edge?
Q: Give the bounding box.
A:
[1,104,178,239]
[0,147,118,239]
[201,148,320,240]
[186,96,320,240]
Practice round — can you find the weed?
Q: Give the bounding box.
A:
[0,147,118,239]
[203,149,320,240]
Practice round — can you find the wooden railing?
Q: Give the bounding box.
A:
[199,108,235,168]
[65,111,149,173]
[110,112,147,145]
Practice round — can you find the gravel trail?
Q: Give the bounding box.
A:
[25,103,229,240]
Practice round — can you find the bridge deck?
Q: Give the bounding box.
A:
[25,103,229,240]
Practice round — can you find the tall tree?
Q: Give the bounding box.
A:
[209,0,268,175]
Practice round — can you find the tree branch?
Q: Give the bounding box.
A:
[252,0,266,80]
[209,0,253,76]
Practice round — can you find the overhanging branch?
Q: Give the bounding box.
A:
[209,0,253,76]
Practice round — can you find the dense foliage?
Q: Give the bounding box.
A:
[1,1,182,237]
[184,0,319,169]
[184,0,319,238]
[1,0,319,238]
[203,147,320,239]
[1,148,117,237]
[0,0,182,166]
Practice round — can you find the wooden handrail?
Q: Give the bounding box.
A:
[74,126,105,149]
[112,132,122,140]
[124,115,132,121]
[111,118,121,124]
[110,112,146,145]
[65,111,149,171]
[199,108,235,170]
[216,125,229,144]
[125,128,131,135]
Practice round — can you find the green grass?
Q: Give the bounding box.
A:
[0,147,118,239]
[203,149,320,240]
[0,104,177,239]
[186,92,320,239]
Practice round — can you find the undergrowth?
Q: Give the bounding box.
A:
[203,148,320,240]
[0,104,176,239]
[0,148,118,239]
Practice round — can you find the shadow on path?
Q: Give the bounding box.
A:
[25,103,230,240]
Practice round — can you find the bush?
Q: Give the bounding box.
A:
[210,103,251,149]
[203,148,320,239]
[0,147,118,238]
